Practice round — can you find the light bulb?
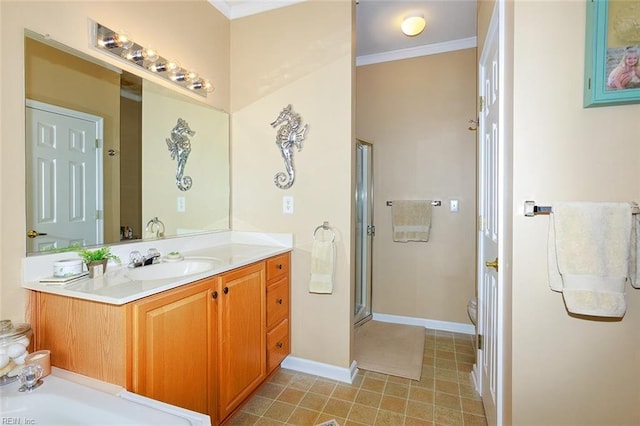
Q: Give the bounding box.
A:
[123,48,144,62]
[203,79,215,93]
[187,70,199,82]
[166,60,179,72]
[99,30,133,49]
[148,61,167,72]
[401,14,426,37]
[143,47,159,62]
[170,68,188,82]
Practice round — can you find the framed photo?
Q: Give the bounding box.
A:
[584,0,640,107]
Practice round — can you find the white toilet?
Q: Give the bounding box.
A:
[467,296,478,325]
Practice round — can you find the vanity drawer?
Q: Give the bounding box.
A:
[266,277,289,329]
[266,319,289,373]
[266,253,289,281]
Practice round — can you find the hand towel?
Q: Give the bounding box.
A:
[630,213,639,289]
[144,230,158,239]
[392,200,432,242]
[309,230,336,294]
[548,201,632,317]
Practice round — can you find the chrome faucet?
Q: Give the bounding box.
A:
[128,248,161,268]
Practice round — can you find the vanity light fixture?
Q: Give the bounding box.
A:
[401,13,426,37]
[93,22,214,97]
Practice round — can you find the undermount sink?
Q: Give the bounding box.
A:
[126,257,222,281]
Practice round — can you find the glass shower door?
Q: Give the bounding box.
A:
[355,140,373,326]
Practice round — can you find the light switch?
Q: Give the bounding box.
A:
[450,199,459,213]
[283,196,294,214]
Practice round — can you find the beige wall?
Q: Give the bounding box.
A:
[356,50,477,324]
[0,1,229,321]
[230,1,355,368]
[142,82,230,234]
[511,1,640,424]
[120,96,142,238]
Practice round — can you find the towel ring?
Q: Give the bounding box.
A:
[145,217,165,237]
[313,221,335,243]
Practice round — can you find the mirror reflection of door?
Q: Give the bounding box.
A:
[26,100,104,252]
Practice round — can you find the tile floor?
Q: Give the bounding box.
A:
[228,329,487,426]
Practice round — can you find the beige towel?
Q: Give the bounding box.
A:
[392,200,432,242]
[309,232,335,294]
[548,202,632,317]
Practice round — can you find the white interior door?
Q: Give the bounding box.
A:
[476,4,503,425]
[26,100,104,252]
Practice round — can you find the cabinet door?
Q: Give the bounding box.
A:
[217,262,266,421]
[130,279,212,415]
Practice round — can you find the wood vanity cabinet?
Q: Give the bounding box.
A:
[265,253,290,374]
[129,278,214,415]
[216,262,266,422]
[30,252,290,426]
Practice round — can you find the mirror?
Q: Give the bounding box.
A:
[24,32,230,255]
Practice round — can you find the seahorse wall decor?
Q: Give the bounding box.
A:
[166,118,195,191]
[270,104,309,189]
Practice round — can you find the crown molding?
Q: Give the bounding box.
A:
[356,36,477,67]
[208,0,306,20]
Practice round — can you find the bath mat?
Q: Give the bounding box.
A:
[316,420,339,426]
[355,320,425,380]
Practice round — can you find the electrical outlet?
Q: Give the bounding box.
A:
[283,196,294,214]
[177,196,186,212]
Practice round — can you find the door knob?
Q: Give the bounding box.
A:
[485,257,499,272]
[26,230,47,239]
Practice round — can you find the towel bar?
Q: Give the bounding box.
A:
[313,221,336,242]
[524,200,640,217]
[386,200,442,207]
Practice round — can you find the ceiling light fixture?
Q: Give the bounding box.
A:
[93,22,214,96]
[401,14,426,37]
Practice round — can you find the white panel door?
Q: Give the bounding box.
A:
[26,102,103,252]
[477,4,503,425]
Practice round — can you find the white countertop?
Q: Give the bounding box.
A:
[22,232,292,305]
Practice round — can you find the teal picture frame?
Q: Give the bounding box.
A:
[584,0,640,108]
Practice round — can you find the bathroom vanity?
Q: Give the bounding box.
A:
[24,236,291,425]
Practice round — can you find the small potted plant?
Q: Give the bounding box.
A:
[77,246,120,278]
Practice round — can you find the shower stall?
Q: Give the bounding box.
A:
[355,140,373,326]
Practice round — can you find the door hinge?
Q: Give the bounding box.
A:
[367,225,376,236]
[95,210,103,220]
[479,96,485,112]
[95,139,102,149]
[477,215,484,231]
[478,334,483,350]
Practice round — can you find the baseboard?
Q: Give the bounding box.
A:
[471,364,481,393]
[372,312,476,335]
[281,356,358,384]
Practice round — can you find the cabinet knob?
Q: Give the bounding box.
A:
[276,298,283,305]
[276,264,283,270]
[276,342,283,349]
[223,287,229,294]
[211,291,218,299]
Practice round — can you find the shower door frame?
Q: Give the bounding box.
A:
[355,140,373,327]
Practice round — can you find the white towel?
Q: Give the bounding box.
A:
[309,231,335,294]
[392,200,432,242]
[548,201,632,317]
